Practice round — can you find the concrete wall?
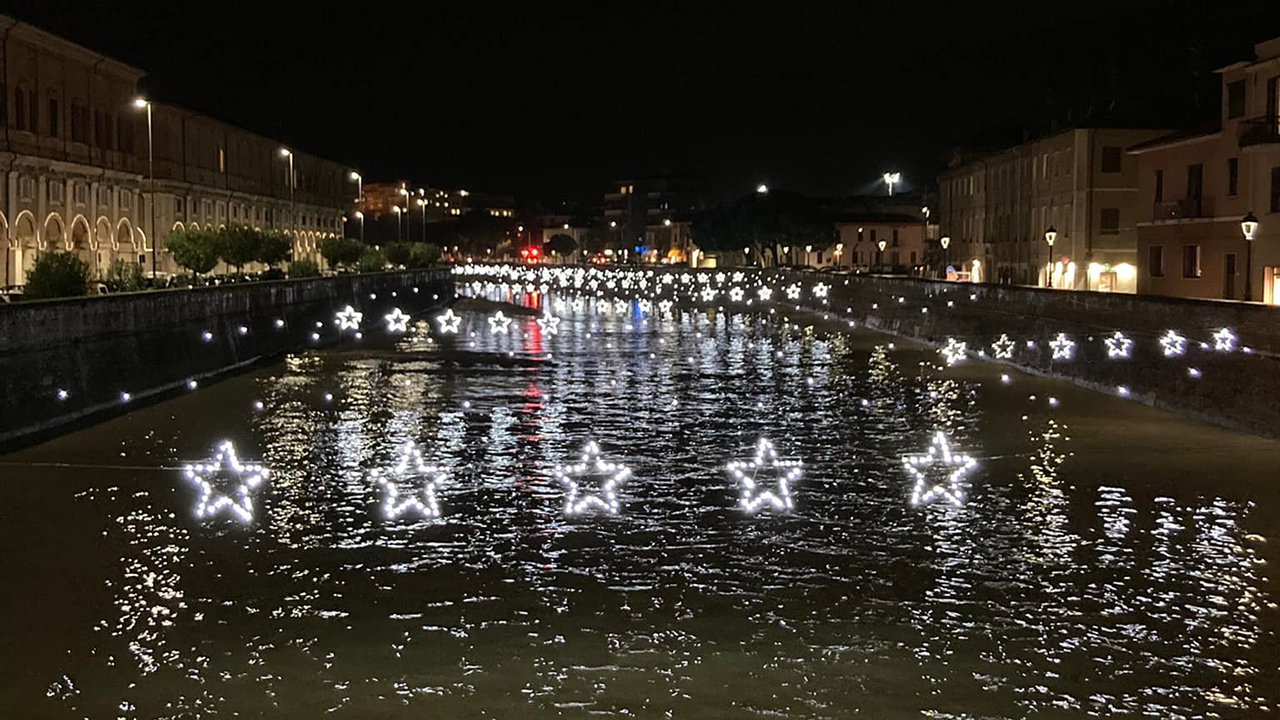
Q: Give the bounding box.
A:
[0,269,453,446]
[780,272,1280,436]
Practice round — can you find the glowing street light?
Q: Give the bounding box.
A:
[280,147,295,253]
[756,183,769,194]
[663,218,672,227]
[877,238,887,272]
[882,172,901,196]
[1242,212,1259,301]
[133,96,156,278]
[1044,225,1057,288]
[353,211,364,243]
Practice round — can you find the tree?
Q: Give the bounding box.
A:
[407,242,441,268]
[256,231,292,268]
[691,189,834,266]
[544,233,576,259]
[167,227,221,277]
[357,247,386,273]
[24,252,91,299]
[219,226,259,274]
[385,242,413,268]
[104,258,145,292]
[289,259,320,278]
[319,236,363,270]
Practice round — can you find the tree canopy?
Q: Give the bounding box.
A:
[691,190,835,265]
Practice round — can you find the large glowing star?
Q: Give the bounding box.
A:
[555,441,631,516]
[785,283,802,300]
[536,313,561,335]
[812,282,829,298]
[757,286,773,301]
[1212,327,1236,352]
[183,440,269,523]
[990,333,1015,359]
[940,338,967,366]
[1104,331,1132,359]
[1049,333,1075,360]
[902,431,976,507]
[728,287,745,302]
[700,286,717,303]
[434,308,461,334]
[370,440,447,520]
[384,308,410,333]
[1159,330,1187,357]
[488,311,512,334]
[726,438,803,513]
[335,305,363,331]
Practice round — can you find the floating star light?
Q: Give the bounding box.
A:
[556,441,631,516]
[757,286,773,301]
[184,440,269,523]
[657,299,674,314]
[940,338,967,366]
[370,441,447,520]
[1104,331,1132,359]
[536,313,561,335]
[902,431,976,507]
[488,311,512,334]
[726,438,803,513]
[1212,327,1236,352]
[1159,330,1187,357]
[728,287,745,302]
[1049,333,1075,360]
[435,308,461,334]
[785,284,801,299]
[700,286,717,303]
[813,282,829,298]
[990,334,1015,360]
[335,305,363,331]
[384,308,410,333]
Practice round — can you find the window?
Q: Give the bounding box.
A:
[175,197,185,215]
[910,251,917,265]
[74,182,88,205]
[48,97,60,137]
[1100,208,1120,235]
[891,251,900,266]
[218,147,226,173]
[1149,246,1164,277]
[869,228,877,245]
[98,186,111,207]
[1154,170,1164,202]
[18,175,35,200]
[1272,167,1280,213]
[71,102,87,143]
[1227,80,1245,119]
[120,192,132,210]
[119,116,133,153]
[1101,146,1122,173]
[892,229,899,247]
[14,88,27,131]
[1228,158,1239,196]
[1182,245,1201,279]
[49,181,64,204]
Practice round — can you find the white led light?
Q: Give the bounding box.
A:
[384,308,410,333]
[700,286,717,302]
[1104,331,1133,359]
[726,438,803,513]
[940,338,967,366]
[370,440,447,520]
[785,284,801,300]
[57,389,69,400]
[756,286,772,301]
[488,311,512,334]
[1212,327,1236,352]
[183,440,269,523]
[902,431,976,507]
[435,308,461,334]
[335,305,363,330]
[990,334,1015,359]
[1049,333,1075,360]
[1160,330,1187,357]
[813,282,829,298]
[556,441,631,516]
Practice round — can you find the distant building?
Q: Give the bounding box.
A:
[939,127,1167,291]
[603,174,708,255]
[361,183,513,222]
[830,214,927,272]
[1130,37,1280,304]
[0,14,352,286]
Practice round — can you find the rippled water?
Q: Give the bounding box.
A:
[3,288,1279,718]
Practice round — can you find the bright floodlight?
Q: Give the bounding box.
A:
[756,183,769,194]
[133,96,149,109]
[349,170,360,180]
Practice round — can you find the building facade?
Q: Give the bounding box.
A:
[0,15,351,287]
[832,215,927,272]
[1130,37,1280,304]
[939,127,1167,293]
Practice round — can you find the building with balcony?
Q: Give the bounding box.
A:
[939,126,1167,292]
[0,15,352,287]
[831,214,927,272]
[1130,36,1280,304]
[603,174,708,252]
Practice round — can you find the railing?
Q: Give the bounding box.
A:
[1152,197,1211,221]
[1238,116,1280,147]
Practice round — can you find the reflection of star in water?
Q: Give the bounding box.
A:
[371,441,446,520]
[556,441,631,516]
[335,305,363,330]
[726,438,802,513]
[940,338,967,366]
[902,431,976,507]
[1160,329,1186,356]
[184,440,269,523]
[384,308,410,333]
[435,308,461,334]
[990,333,1015,359]
[1104,331,1132,358]
[536,313,560,334]
[1212,327,1236,352]
[488,311,512,334]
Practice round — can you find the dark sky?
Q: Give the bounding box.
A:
[10,0,1280,206]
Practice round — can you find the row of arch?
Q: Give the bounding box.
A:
[168,222,335,253]
[1,210,146,253]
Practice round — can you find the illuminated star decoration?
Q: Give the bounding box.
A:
[536,313,561,335]
[183,440,269,523]
[1049,332,1075,360]
[757,286,773,301]
[726,438,803,513]
[556,441,631,516]
[940,338,967,366]
[902,431,976,507]
[1212,327,1236,352]
[335,305,363,331]
[700,286,717,303]
[728,287,745,302]
[990,333,1015,359]
[435,308,461,334]
[1159,330,1187,357]
[1104,331,1133,359]
[384,308,410,333]
[785,283,802,300]
[370,440,447,520]
[488,310,512,334]
[813,282,829,298]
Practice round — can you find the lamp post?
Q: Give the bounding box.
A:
[834,242,843,267]
[1242,212,1259,301]
[417,197,427,243]
[280,147,295,257]
[805,244,813,268]
[349,171,362,206]
[1044,225,1057,288]
[756,183,769,195]
[354,211,364,243]
[940,235,950,278]
[883,172,901,196]
[397,186,410,243]
[133,97,155,279]
[393,206,402,242]
[877,238,887,272]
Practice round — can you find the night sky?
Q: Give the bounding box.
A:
[10,0,1280,205]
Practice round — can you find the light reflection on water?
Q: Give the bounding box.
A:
[2,288,1278,718]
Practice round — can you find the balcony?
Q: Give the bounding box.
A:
[1238,116,1280,148]
[1151,198,1212,222]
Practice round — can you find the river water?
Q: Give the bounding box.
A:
[2,279,1278,718]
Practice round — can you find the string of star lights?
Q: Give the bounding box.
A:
[1160,330,1187,357]
[1104,331,1133,359]
[335,305,363,331]
[370,440,447,520]
[555,441,631,516]
[183,440,269,523]
[1212,327,1236,352]
[902,431,976,507]
[1049,333,1075,360]
[488,310,512,334]
[435,308,461,334]
[384,308,410,333]
[726,438,803,513]
[940,338,967,366]
[990,334,1016,359]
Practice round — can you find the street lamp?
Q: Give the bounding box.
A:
[417,198,427,243]
[354,210,364,243]
[393,205,403,243]
[883,172,901,196]
[756,183,769,195]
[280,147,295,255]
[940,235,950,278]
[1044,225,1057,288]
[834,242,844,267]
[1242,212,1259,301]
[349,171,362,205]
[133,96,155,279]
[663,218,672,227]
[877,238,887,272]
